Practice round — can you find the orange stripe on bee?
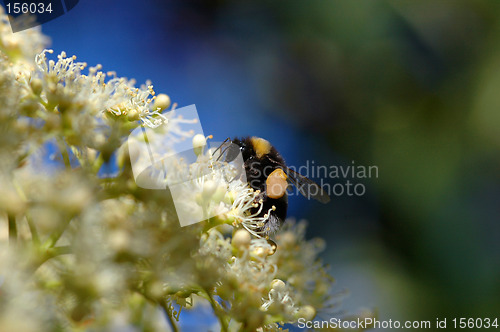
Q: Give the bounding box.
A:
[250,137,271,159]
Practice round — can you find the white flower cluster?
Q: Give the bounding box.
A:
[33,49,168,128]
[186,157,273,237]
[0,6,48,64]
[0,7,358,332]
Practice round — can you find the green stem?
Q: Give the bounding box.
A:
[45,215,73,248]
[135,287,180,332]
[26,214,40,246]
[49,245,72,256]
[29,245,72,273]
[160,301,180,332]
[57,138,71,169]
[40,246,72,265]
[12,180,39,245]
[92,153,104,174]
[8,214,17,246]
[11,180,40,245]
[38,98,51,111]
[204,288,228,332]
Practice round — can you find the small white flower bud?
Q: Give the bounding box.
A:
[154,93,171,110]
[192,134,206,156]
[232,229,251,249]
[191,133,205,146]
[109,229,130,252]
[148,281,165,299]
[297,305,316,321]
[252,246,268,259]
[127,109,140,121]
[30,78,43,95]
[202,180,217,199]
[271,279,286,293]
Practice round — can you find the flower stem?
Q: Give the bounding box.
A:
[57,138,72,169]
[137,287,180,332]
[160,301,180,332]
[40,246,72,265]
[12,180,39,245]
[26,214,40,245]
[203,288,228,332]
[92,153,104,174]
[8,214,17,246]
[45,215,74,248]
[28,245,72,273]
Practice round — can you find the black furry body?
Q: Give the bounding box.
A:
[230,137,288,235]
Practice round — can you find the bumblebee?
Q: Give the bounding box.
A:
[218,136,330,235]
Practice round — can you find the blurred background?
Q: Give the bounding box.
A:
[37,0,500,329]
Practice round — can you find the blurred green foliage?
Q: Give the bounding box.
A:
[202,0,500,324]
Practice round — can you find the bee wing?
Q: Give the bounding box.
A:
[283,167,331,204]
